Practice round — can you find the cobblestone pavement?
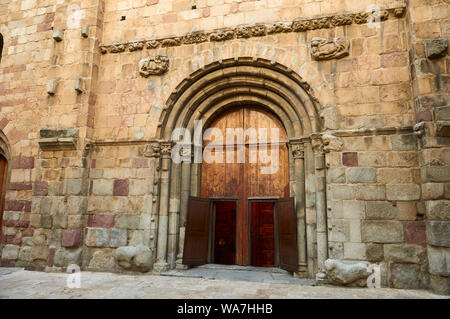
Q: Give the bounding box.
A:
[0,268,447,299]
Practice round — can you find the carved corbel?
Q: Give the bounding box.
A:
[139,55,169,77]
[413,122,426,139]
[143,143,161,158]
[322,134,343,153]
[311,37,350,61]
[311,134,325,156]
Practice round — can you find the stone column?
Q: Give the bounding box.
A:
[176,145,192,269]
[311,134,328,280]
[153,141,172,272]
[290,141,307,277]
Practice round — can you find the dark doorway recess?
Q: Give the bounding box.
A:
[250,201,275,267]
[213,201,237,265]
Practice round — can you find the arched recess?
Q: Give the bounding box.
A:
[0,130,11,241]
[153,57,323,276]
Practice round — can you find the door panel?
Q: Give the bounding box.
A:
[251,202,275,267]
[214,201,236,265]
[200,106,290,266]
[182,197,211,266]
[276,197,298,272]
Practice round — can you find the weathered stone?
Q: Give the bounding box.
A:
[390,264,421,289]
[435,106,450,121]
[53,214,68,228]
[405,221,426,245]
[422,183,444,200]
[384,244,425,264]
[88,250,116,269]
[18,246,33,262]
[425,38,448,59]
[430,274,450,295]
[324,259,370,287]
[115,246,136,269]
[85,228,109,247]
[427,246,450,276]
[342,200,365,219]
[113,179,129,196]
[365,201,396,220]
[427,221,450,247]
[361,220,404,243]
[88,214,115,228]
[54,248,82,267]
[61,229,83,248]
[115,215,140,229]
[347,167,376,183]
[426,200,450,220]
[390,134,417,151]
[343,243,366,260]
[328,220,350,242]
[1,245,19,260]
[41,215,52,229]
[421,166,450,183]
[115,244,152,272]
[365,243,384,262]
[386,184,421,201]
[109,229,127,248]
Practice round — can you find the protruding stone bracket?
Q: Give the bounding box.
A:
[53,29,64,42]
[425,38,448,59]
[414,122,426,139]
[38,128,78,151]
[143,143,161,158]
[47,79,58,95]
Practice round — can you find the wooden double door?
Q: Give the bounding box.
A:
[182,106,298,271]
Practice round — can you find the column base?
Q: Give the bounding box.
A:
[152,261,169,273]
[175,259,189,270]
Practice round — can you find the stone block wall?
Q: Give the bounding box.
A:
[406,0,450,295]
[326,131,429,289]
[0,0,449,294]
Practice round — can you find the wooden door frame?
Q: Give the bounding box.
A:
[208,198,239,265]
[248,198,280,268]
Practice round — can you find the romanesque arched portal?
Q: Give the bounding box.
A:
[152,57,325,278]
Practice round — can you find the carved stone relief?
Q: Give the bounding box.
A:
[310,37,350,61]
[139,55,170,77]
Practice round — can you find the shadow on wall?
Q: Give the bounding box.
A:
[0,34,3,63]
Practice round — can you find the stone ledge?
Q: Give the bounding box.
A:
[38,137,77,151]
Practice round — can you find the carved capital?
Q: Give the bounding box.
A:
[291,142,305,159]
[160,141,173,157]
[139,55,169,77]
[311,134,324,156]
[311,37,350,61]
[143,144,161,158]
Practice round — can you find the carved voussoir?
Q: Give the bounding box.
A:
[236,26,252,38]
[330,14,353,26]
[267,22,292,34]
[251,24,267,37]
[139,55,170,77]
[110,42,126,53]
[183,32,208,44]
[311,37,350,61]
[161,38,182,47]
[210,30,235,42]
[291,19,311,32]
[146,40,160,49]
[128,41,144,51]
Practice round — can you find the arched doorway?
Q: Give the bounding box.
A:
[200,106,289,266]
[153,58,322,277]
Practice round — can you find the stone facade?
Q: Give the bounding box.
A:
[0,0,448,295]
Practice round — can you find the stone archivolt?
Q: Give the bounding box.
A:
[99,6,406,54]
[138,55,169,77]
[310,37,350,61]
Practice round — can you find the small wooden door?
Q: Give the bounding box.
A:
[276,198,298,272]
[182,197,211,266]
[0,155,7,240]
[250,202,275,267]
[213,201,236,265]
